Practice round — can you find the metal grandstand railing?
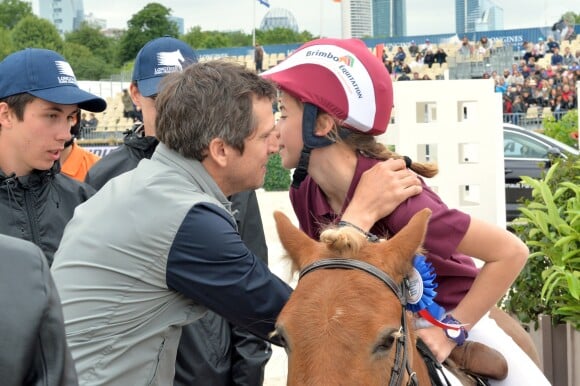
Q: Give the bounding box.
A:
[502,110,570,130]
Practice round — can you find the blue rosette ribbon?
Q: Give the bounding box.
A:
[405,255,461,330]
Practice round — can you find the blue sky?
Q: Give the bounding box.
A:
[78,0,573,38]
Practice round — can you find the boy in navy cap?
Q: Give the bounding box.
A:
[0,48,106,264]
[84,36,272,386]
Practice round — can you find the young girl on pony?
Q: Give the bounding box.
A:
[262,38,550,386]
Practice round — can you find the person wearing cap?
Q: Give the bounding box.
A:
[421,38,433,55]
[262,38,549,386]
[84,37,273,386]
[0,48,106,264]
[408,40,419,57]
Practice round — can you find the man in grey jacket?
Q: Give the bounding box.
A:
[52,60,291,385]
[52,59,421,385]
[0,235,77,386]
[85,36,273,386]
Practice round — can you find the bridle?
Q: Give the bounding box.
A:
[300,258,418,386]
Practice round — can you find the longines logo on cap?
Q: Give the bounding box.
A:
[55,61,77,85]
[154,49,185,75]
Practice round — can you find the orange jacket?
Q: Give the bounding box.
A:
[61,143,101,182]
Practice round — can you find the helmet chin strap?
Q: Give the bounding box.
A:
[291,103,350,188]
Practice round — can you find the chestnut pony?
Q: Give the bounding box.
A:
[273,208,477,386]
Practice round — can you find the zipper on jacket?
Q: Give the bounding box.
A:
[23,189,41,247]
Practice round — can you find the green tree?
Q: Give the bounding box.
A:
[11,15,63,52]
[62,42,115,80]
[202,33,230,49]
[0,0,33,30]
[561,11,579,25]
[118,2,179,64]
[65,22,118,66]
[0,27,14,60]
[256,28,314,45]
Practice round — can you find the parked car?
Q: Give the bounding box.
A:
[503,123,579,223]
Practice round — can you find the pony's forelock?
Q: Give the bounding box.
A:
[319,225,367,257]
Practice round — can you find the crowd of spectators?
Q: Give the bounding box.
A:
[382,39,448,80]
[497,37,579,123]
[380,34,579,124]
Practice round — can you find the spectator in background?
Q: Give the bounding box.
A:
[408,40,419,57]
[458,36,474,58]
[412,71,421,80]
[393,46,406,63]
[551,47,564,66]
[562,46,575,66]
[534,37,546,57]
[60,110,100,182]
[87,112,98,130]
[511,95,527,125]
[254,43,264,73]
[502,93,513,119]
[561,83,576,109]
[409,52,424,71]
[421,38,433,54]
[397,72,411,81]
[121,88,136,121]
[495,77,508,93]
[521,89,535,107]
[0,48,104,264]
[384,59,393,74]
[479,36,492,56]
[424,49,436,68]
[434,47,447,66]
[507,69,524,86]
[546,36,560,53]
[523,46,541,65]
[501,68,511,81]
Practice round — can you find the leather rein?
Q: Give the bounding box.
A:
[300,258,418,386]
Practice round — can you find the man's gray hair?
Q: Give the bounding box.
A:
[155,60,276,160]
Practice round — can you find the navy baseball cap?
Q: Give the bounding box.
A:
[132,37,198,97]
[0,48,106,112]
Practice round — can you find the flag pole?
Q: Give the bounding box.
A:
[252,0,256,46]
[319,0,323,37]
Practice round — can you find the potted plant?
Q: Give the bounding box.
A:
[501,154,579,386]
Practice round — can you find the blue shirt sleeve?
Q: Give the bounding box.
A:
[166,202,292,342]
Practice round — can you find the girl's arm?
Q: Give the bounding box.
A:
[418,218,528,361]
[341,158,422,232]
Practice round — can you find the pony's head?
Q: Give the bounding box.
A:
[273,209,432,386]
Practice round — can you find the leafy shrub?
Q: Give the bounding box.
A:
[543,109,578,149]
[502,154,580,329]
[263,153,290,191]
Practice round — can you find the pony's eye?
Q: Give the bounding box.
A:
[373,333,396,354]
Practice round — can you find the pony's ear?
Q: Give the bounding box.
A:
[376,208,432,276]
[274,211,319,269]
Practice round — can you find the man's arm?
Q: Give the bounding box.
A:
[166,203,291,343]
